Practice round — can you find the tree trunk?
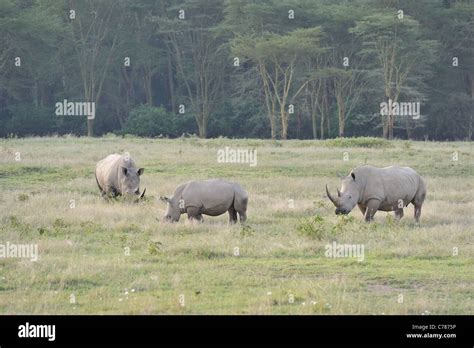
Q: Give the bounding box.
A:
[337,94,345,137]
[325,89,330,138]
[167,51,176,115]
[197,116,207,138]
[87,119,94,137]
[311,110,317,139]
[383,115,389,139]
[388,114,394,139]
[196,104,209,138]
[382,95,391,139]
[143,66,153,105]
[270,112,277,139]
[281,109,288,140]
[320,111,325,139]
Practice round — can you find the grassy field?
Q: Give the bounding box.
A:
[0,136,472,314]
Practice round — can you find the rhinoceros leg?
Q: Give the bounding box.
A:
[228,206,238,224]
[364,199,380,222]
[235,205,247,223]
[186,206,203,222]
[238,211,247,223]
[234,194,248,223]
[412,189,425,223]
[394,208,404,220]
[414,204,422,223]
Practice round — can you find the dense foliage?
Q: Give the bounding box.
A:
[0,0,472,140]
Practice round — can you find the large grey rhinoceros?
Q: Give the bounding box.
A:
[326,165,426,222]
[95,154,145,200]
[161,179,248,223]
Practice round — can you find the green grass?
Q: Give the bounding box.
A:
[0,136,472,314]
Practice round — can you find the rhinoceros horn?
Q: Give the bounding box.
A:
[139,187,146,199]
[326,185,341,206]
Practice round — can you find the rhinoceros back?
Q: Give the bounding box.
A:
[358,165,424,211]
[181,179,239,216]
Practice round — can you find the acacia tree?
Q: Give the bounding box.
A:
[326,24,367,137]
[108,0,166,127]
[329,64,367,138]
[301,55,332,140]
[157,0,227,138]
[68,0,123,136]
[351,12,438,139]
[234,27,323,139]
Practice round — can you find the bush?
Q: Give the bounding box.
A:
[122,105,177,137]
[324,137,392,148]
[296,215,327,240]
[1,105,57,137]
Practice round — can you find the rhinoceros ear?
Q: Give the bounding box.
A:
[351,172,355,180]
[121,167,128,176]
[138,168,144,176]
[160,196,170,203]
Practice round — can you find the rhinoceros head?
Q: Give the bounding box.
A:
[326,172,359,215]
[120,167,145,200]
[160,196,182,222]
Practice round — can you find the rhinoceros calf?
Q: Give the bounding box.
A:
[95,154,145,200]
[326,165,426,222]
[161,179,248,223]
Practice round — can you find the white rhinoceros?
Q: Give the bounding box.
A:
[161,179,248,223]
[326,165,426,222]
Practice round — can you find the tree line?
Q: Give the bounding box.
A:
[0,0,472,140]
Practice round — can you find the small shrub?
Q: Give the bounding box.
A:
[17,193,29,202]
[296,215,327,240]
[80,221,105,234]
[53,218,68,229]
[119,224,142,234]
[403,141,412,150]
[194,248,226,259]
[148,241,162,255]
[240,223,254,237]
[331,215,355,234]
[7,215,31,236]
[37,227,48,235]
